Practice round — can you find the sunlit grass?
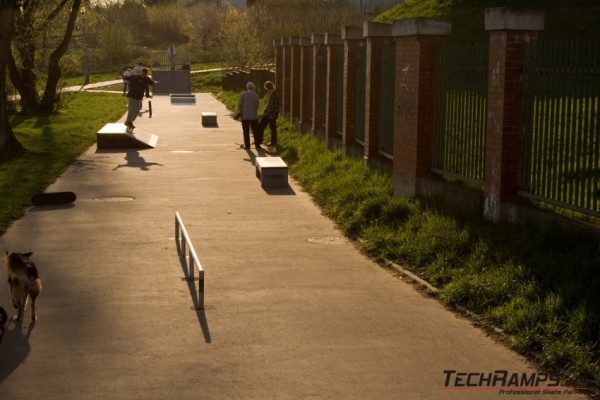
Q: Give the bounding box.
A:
[217,89,600,392]
[0,92,127,235]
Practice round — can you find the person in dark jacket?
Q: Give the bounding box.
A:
[124,68,158,130]
[258,81,280,146]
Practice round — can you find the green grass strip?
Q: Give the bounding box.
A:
[0,91,127,235]
[217,90,600,392]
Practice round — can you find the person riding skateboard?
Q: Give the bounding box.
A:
[123,67,158,131]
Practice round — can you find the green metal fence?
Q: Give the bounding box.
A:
[433,41,488,185]
[336,45,344,134]
[355,45,367,143]
[379,41,396,156]
[521,39,600,217]
[306,49,313,124]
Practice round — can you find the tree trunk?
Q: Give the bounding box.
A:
[8,3,40,114]
[40,0,82,113]
[8,0,80,115]
[0,0,25,155]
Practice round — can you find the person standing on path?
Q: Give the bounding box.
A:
[167,44,177,71]
[122,68,132,95]
[258,81,280,147]
[124,68,158,131]
[238,82,261,150]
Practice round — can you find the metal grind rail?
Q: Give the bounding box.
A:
[175,212,205,309]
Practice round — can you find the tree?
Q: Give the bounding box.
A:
[186,2,225,57]
[0,0,24,155]
[8,0,82,114]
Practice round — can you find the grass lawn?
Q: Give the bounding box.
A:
[0,92,127,235]
[217,90,600,393]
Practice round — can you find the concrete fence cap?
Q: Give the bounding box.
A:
[485,7,545,31]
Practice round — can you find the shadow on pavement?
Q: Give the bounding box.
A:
[29,204,76,212]
[176,239,211,344]
[113,150,164,171]
[0,321,35,384]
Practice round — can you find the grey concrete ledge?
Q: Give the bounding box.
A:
[392,18,452,37]
[342,26,364,40]
[363,21,392,37]
[485,7,545,31]
[288,37,311,46]
[325,33,343,46]
[298,37,311,46]
[311,33,325,45]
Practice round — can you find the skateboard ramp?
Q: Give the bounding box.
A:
[152,70,191,95]
[96,123,159,149]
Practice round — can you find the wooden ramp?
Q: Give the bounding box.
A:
[96,123,159,149]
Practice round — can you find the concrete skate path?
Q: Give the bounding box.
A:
[0,94,583,399]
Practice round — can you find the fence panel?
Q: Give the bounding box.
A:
[521,39,600,216]
[433,41,488,185]
[306,49,314,124]
[378,41,396,156]
[355,44,367,143]
[336,45,345,134]
[151,50,191,71]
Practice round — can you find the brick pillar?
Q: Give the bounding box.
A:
[484,8,544,221]
[298,37,312,132]
[274,38,284,103]
[325,33,343,148]
[282,38,292,118]
[363,22,392,165]
[289,37,303,123]
[341,26,365,158]
[311,33,326,138]
[392,18,452,198]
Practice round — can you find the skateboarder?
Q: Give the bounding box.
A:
[123,68,158,131]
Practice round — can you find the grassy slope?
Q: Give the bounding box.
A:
[217,90,600,392]
[0,92,127,235]
[376,0,600,40]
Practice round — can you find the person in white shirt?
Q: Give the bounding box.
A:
[122,68,132,95]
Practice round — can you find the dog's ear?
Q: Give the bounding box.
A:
[24,252,33,257]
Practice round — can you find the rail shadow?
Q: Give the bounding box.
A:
[176,238,211,344]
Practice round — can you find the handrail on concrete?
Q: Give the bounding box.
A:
[175,212,204,309]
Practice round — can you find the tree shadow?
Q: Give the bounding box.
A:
[0,320,35,384]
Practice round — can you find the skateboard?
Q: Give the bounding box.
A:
[148,100,152,118]
[31,191,76,206]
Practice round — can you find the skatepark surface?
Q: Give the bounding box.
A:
[0,94,585,399]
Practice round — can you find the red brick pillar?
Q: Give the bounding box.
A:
[289,37,303,123]
[311,33,326,138]
[298,37,312,132]
[392,18,452,198]
[342,26,365,157]
[363,22,392,165]
[274,38,284,107]
[484,8,544,221]
[325,33,343,147]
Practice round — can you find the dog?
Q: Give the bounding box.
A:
[5,251,42,322]
[0,306,7,343]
